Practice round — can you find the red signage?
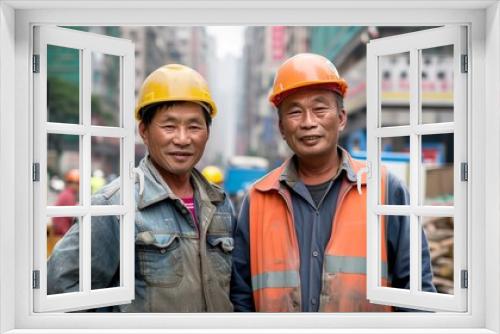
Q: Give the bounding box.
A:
[271,26,286,61]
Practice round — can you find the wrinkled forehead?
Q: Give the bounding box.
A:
[280,87,338,107]
[154,101,208,122]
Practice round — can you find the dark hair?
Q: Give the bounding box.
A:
[277,90,344,118]
[139,101,212,128]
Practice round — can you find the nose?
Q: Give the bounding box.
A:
[172,126,191,146]
[300,109,318,129]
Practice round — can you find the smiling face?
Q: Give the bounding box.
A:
[139,102,209,182]
[278,88,347,161]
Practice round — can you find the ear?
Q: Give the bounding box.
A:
[338,108,347,132]
[138,121,149,146]
[278,117,286,140]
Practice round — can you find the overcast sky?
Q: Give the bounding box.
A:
[206,26,245,58]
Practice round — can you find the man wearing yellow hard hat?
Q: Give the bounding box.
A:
[231,53,435,312]
[201,165,224,186]
[48,64,235,312]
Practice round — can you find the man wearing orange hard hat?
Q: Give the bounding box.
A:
[51,169,80,236]
[48,64,235,312]
[231,53,435,312]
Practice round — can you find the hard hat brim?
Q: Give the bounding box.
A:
[269,81,348,108]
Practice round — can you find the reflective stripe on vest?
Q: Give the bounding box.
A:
[324,255,389,281]
[251,270,300,291]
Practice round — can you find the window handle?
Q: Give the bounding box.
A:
[134,167,145,196]
[356,162,371,195]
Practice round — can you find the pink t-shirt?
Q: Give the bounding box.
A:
[181,197,199,232]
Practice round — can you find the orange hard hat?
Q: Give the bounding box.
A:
[65,169,80,183]
[268,53,348,107]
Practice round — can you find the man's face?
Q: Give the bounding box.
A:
[139,102,209,179]
[278,88,347,160]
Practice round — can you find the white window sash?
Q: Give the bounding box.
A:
[366,25,468,312]
[32,26,136,313]
[3,4,493,332]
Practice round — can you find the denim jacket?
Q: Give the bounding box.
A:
[47,156,235,312]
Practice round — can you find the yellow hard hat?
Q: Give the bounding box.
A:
[269,53,348,107]
[201,165,224,184]
[135,64,218,120]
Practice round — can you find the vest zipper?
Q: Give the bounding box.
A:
[277,188,302,311]
[330,180,354,240]
[318,180,354,311]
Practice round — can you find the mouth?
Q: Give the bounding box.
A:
[169,151,194,161]
[299,135,322,144]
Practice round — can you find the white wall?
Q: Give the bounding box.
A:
[0,2,16,333]
[485,2,500,332]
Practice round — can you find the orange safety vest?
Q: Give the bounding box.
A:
[248,157,392,312]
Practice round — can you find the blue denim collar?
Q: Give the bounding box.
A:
[137,155,225,210]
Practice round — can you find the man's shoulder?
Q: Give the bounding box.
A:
[91,178,121,204]
[385,170,407,190]
[251,165,286,191]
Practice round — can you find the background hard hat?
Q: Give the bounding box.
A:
[201,165,224,184]
[268,53,348,107]
[135,64,217,120]
[64,169,80,183]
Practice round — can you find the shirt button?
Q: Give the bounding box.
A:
[160,248,166,254]
[311,298,317,305]
[312,251,319,257]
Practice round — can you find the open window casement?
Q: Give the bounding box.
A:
[33,26,136,312]
[366,26,467,312]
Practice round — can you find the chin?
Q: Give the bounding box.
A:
[297,149,329,160]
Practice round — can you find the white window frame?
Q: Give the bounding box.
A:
[0,1,499,333]
[366,26,467,312]
[32,26,136,312]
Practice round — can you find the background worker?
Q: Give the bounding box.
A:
[90,169,106,194]
[231,53,435,312]
[201,165,224,186]
[48,64,236,312]
[51,168,79,236]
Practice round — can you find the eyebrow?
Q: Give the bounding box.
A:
[156,115,205,123]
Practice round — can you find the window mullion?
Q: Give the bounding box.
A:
[81,48,92,294]
[409,47,420,294]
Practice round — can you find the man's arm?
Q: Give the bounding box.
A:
[47,221,81,294]
[386,172,436,293]
[47,194,121,294]
[230,194,255,312]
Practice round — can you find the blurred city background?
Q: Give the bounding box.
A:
[45,26,456,296]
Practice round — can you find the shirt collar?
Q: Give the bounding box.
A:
[278,146,358,187]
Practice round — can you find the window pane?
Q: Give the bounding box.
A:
[379,52,410,127]
[91,136,121,200]
[91,52,121,127]
[379,137,410,205]
[47,133,80,208]
[378,215,410,291]
[420,45,454,124]
[47,45,80,124]
[91,215,121,290]
[47,217,80,295]
[421,216,454,295]
[420,133,454,206]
